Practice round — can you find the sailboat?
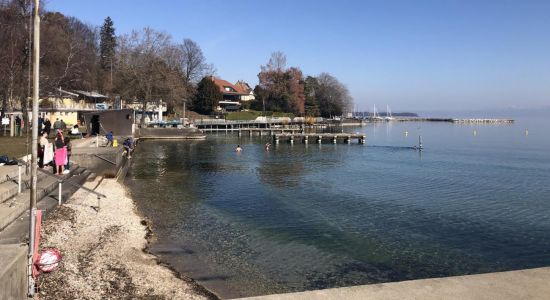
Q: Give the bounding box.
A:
[385,105,395,121]
[372,104,384,121]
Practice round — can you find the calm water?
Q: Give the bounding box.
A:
[126,118,550,299]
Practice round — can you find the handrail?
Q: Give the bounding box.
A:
[93,154,116,165]
[64,177,106,198]
[33,164,106,199]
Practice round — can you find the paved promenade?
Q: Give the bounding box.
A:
[239,267,550,300]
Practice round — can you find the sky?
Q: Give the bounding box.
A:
[46,0,550,113]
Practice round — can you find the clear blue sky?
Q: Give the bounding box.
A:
[47,0,550,113]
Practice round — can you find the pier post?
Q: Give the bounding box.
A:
[290,135,294,144]
[304,135,308,144]
[249,130,252,137]
[332,136,337,144]
[347,136,351,144]
[318,135,322,144]
[275,135,280,144]
[238,130,242,137]
[259,130,262,136]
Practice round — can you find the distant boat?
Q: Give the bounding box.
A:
[385,105,395,121]
[371,104,384,121]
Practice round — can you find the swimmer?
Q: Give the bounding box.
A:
[235,145,242,152]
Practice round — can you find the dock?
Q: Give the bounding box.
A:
[273,133,366,144]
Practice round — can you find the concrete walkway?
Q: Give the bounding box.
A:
[238,267,550,300]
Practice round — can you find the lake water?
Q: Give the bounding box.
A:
[126,118,550,299]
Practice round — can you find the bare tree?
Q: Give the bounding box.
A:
[178,38,214,84]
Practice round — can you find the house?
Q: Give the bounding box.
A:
[234,80,255,102]
[39,88,109,126]
[210,77,255,112]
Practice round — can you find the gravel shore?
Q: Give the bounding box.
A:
[36,177,217,300]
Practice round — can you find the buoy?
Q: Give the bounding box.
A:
[36,248,62,272]
[113,139,118,147]
[404,131,409,136]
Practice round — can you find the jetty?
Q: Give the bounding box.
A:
[273,133,366,144]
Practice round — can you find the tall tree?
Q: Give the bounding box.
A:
[99,16,116,70]
[0,0,32,118]
[192,76,222,115]
[255,52,305,115]
[99,16,116,92]
[316,72,352,117]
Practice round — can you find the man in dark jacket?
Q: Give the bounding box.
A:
[43,119,52,136]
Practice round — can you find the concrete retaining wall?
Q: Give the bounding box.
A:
[136,127,205,139]
[0,244,27,300]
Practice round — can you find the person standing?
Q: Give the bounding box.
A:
[53,130,67,175]
[43,118,51,136]
[64,136,71,173]
[15,115,21,136]
[53,118,62,132]
[60,119,66,132]
[38,116,44,134]
[106,131,114,146]
[39,132,49,168]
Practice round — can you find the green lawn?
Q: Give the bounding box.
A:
[0,135,30,159]
[225,111,295,120]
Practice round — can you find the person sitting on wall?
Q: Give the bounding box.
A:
[69,124,82,138]
[123,137,133,158]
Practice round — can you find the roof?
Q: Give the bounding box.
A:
[73,90,108,99]
[211,77,249,95]
[234,80,253,94]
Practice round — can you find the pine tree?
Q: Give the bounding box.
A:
[100,16,116,70]
[193,77,223,115]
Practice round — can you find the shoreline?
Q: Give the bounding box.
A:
[37,176,219,299]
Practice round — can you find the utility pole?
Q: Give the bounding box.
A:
[28,0,40,296]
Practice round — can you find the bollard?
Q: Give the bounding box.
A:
[18,163,22,194]
[58,180,62,205]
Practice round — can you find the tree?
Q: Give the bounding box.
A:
[0,0,32,118]
[303,76,320,116]
[192,76,222,115]
[255,52,305,115]
[100,16,116,92]
[316,72,352,117]
[40,12,99,93]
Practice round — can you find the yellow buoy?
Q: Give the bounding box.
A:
[113,139,118,147]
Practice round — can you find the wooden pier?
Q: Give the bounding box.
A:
[273,133,366,144]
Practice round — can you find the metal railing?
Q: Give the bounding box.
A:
[17,159,107,209]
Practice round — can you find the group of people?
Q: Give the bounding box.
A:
[234,142,272,152]
[39,129,72,175]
